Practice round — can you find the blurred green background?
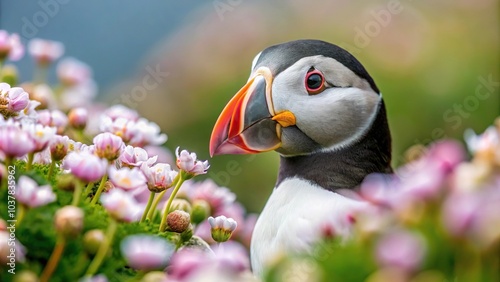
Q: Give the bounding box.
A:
[2,0,499,213]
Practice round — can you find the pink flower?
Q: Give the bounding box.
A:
[56,57,92,86]
[49,135,70,161]
[23,123,57,153]
[140,162,178,192]
[120,234,174,271]
[16,176,56,208]
[128,118,167,146]
[0,30,24,61]
[37,109,68,134]
[376,229,426,272]
[93,132,124,161]
[28,38,64,65]
[0,83,29,116]
[103,104,139,122]
[119,145,157,167]
[108,166,146,190]
[175,147,209,176]
[60,81,97,109]
[0,231,26,264]
[68,107,88,130]
[186,179,236,213]
[63,151,108,183]
[0,121,36,158]
[100,189,142,222]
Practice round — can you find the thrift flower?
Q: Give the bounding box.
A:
[140,162,178,192]
[103,104,139,121]
[376,230,426,272]
[68,107,88,130]
[0,231,26,264]
[208,215,237,243]
[55,206,84,238]
[63,151,108,183]
[120,234,175,271]
[101,189,142,222]
[120,145,157,167]
[108,166,146,190]
[37,109,68,134]
[50,135,70,161]
[0,30,24,61]
[93,132,124,161]
[31,84,56,110]
[175,147,209,177]
[23,123,57,152]
[16,176,56,208]
[28,38,64,65]
[0,121,36,158]
[60,80,97,109]
[167,210,191,233]
[128,118,167,146]
[56,57,92,86]
[0,83,29,118]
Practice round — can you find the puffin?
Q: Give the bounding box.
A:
[209,39,392,275]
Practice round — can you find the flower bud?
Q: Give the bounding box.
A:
[93,132,124,161]
[167,210,191,233]
[191,199,210,224]
[57,173,77,192]
[68,107,88,130]
[168,198,192,214]
[208,215,237,243]
[83,229,106,256]
[55,206,84,238]
[180,224,194,242]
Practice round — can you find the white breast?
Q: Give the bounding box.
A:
[250,177,367,276]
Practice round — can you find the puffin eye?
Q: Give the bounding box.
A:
[305,69,325,95]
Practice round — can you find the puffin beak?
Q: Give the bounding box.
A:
[210,67,296,156]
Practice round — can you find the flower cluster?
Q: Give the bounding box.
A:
[0,30,253,282]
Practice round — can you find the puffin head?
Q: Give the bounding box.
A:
[210,39,385,158]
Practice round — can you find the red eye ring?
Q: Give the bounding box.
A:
[305,70,325,95]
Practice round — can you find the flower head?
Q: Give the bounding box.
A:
[63,151,108,183]
[175,147,209,177]
[0,30,24,61]
[108,166,146,190]
[167,210,191,233]
[68,107,88,130]
[120,234,174,271]
[93,132,124,161]
[103,104,139,121]
[119,145,157,167]
[376,230,426,272]
[28,38,64,65]
[140,162,178,192]
[0,83,30,118]
[16,176,56,208]
[55,206,84,238]
[49,135,70,161]
[100,189,142,222]
[23,123,57,153]
[57,57,92,86]
[0,120,36,158]
[37,109,68,134]
[208,215,237,243]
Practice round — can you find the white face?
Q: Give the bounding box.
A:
[269,55,382,155]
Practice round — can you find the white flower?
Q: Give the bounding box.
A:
[101,189,142,222]
[16,176,56,208]
[175,147,209,176]
[208,215,237,242]
[120,234,174,271]
[140,162,178,192]
[108,166,146,190]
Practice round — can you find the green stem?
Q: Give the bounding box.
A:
[83,182,94,198]
[147,190,166,221]
[159,173,186,232]
[16,204,27,226]
[47,161,57,181]
[140,192,156,223]
[40,235,66,282]
[90,173,108,205]
[71,180,83,206]
[146,174,180,221]
[26,152,34,171]
[85,219,118,276]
